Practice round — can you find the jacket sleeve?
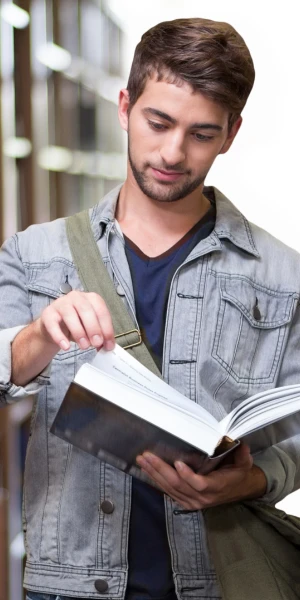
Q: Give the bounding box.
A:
[0,234,51,405]
[253,300,300,504]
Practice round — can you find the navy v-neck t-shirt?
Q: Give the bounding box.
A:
[124,202,216,600]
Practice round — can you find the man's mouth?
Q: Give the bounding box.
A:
[150,167,185,182]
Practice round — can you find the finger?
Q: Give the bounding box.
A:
[136,454,178,488]
[58,303,95,349]
[41,310,71,350]
[174,461,208,492]
[174,461,241,499]
[137,453,201,500]
[43,293,96,350]
[139,467,198,508]
[87,293,115,349]
[70,295,108,348]
[139,464,198,508]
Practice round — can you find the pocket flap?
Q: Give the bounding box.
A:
[26,261,83,299]
[220,277,297,329]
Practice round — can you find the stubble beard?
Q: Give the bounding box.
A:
[128,142,207,203]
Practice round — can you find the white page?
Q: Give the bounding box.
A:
[91,345,217,427]
[230,397,300,440]
[220,384,300,435]
[227,391,300,432]
[230,397,300,434]
[75,362,219,454]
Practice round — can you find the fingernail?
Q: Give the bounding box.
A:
[175,461,185,471]
[92,335,103,347]
[79,337,89,349]
[105,340,115,351]
[143,452,154,463]
[60,340,69,350]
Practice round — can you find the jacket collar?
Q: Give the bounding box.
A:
[91,183,260,258]
[90,184,122,241]
[210,186,260,257]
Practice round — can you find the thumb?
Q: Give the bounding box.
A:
[233,442,253,469]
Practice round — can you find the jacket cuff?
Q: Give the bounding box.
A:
[253,446,296,505]
[0,325,51,404]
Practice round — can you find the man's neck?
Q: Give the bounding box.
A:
[115,176,211,258]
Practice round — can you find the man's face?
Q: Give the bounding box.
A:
[119,77,241,203]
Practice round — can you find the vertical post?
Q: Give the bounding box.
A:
[13,0,34,231]
[0,2,11,596]
[0,407,9,600]
[0,2,4,244]
[0,490,9,600]
[49,0,64,220]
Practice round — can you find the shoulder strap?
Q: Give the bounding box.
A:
[65,210,162,377]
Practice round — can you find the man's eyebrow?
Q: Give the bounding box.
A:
[191,123,223,131]
[142,108,223,131]
[143,108,176,124]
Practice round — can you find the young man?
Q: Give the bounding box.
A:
[1,17,300,600]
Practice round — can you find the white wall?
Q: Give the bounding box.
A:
[107,0,300,515]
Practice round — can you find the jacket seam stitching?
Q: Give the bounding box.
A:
[242,214,258,253]
[209,270,299,297]
[56,443,72,563]
[96,460,104,568]
[213,325,285,383]
[39,386,50,561]
[23,258,74,268]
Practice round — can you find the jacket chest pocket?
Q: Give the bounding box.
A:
[26,262,95,365]
[212,276,298,384]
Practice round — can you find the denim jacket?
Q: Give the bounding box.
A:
[1,185,300,600]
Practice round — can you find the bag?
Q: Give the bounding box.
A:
[205,501,300,600]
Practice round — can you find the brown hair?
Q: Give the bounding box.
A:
[127,18,255,129]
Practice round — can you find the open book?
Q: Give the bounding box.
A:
[51,344,300,481]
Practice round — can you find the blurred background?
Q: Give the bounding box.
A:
[0,1,299,599]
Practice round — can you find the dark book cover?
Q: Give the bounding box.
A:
[50,382,239,483]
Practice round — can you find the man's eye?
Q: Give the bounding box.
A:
[148,120,167,131]
[194,133,214,142]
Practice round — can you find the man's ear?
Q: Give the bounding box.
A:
[219,116,243,155]
[118,89,130,132]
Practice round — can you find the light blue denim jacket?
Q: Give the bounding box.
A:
[1,185,300,600]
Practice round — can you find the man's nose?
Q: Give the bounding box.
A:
[159,132,186,167]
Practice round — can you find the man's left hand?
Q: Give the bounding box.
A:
[136,443,267,509]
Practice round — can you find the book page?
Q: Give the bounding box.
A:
[228,391,300,431]
[230,398,300,441]
[90,345,217,427]
[221,384,300,439]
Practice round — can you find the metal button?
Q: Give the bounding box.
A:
[253,306,261,320]
[60,276,72,295]
[253,297,261,321]
[100,500,115,514]
[116,284,125,296]
[60,282,72,294]
[94,579,109,593]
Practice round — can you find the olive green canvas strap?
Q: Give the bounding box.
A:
[65,210,162,378]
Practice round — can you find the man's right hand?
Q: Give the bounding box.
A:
[38,290,115,352]
[11,291,115,387]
